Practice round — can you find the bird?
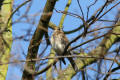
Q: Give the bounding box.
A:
[50,27,78,72]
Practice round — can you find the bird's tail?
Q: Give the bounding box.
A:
[60,58,66,64]
[68,57,78,72]
[59,58,66,70]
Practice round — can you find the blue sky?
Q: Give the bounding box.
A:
[6,0,120,80]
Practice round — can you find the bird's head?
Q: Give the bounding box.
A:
[53,27,64,34]
[55,27,62,31]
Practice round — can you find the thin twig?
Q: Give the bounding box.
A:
[97,1,120,24]
[0,55,118,65]
[69,33,107,51]
[77,0,84,19]
[7,0,31,27]
[87,0,97,20]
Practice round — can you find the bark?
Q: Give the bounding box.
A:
[46,0,72,79]
[0,0,13,80]
[22,0,57,80]
[55,21,120,79]
[0,0,4,10]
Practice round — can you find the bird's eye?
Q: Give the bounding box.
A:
[58,28,61,30]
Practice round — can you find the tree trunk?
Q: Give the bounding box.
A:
[0,0,13,80]
[22,0,57,80]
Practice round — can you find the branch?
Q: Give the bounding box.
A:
[103,66,120,80]
[56,19,120,79]
[22,0,57,80]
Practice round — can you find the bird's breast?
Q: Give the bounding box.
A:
[52,40,65,55]
[54,41,65,55]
